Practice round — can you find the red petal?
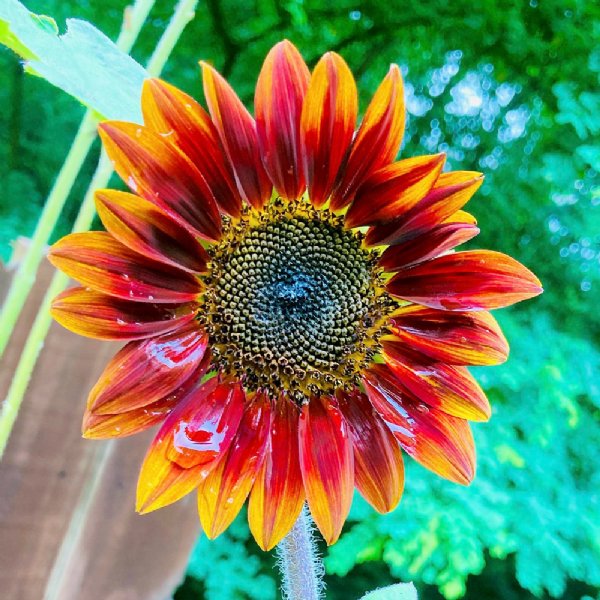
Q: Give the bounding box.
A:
[387,250,543,311]
[330,64,405,211]
[300,52,357,208]
[338,389,404,514]
[255,40,310,200]
[136,378,245,513]
[381,352,491,421]
[201,61,272,209]
[82,358,209,439]
[365,171,483,246]
[88,322,209,414]
[142,78,242,217]
[50,287,197,340]
[345,154,445,228]
[99,122,221,241]
[386,305,509,366]
[299,395,353,545]
[49,232,202,303]
[379,222,479,271]
[82,397,176,439]
[248,396,305,550]
[95,189,208,274]
[198,393,271,539]
[363,365,476,485]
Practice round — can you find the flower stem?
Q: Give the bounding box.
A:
[276,506,325,600]
[146,0,199,76]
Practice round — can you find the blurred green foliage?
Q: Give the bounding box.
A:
[1,0,598,599]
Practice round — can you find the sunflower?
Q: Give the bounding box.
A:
[48,40,542,550]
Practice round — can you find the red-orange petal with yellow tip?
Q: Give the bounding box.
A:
[299,395,354,545]
[136,377,245,513]
[201,61,272,210]
[446,209,477,226]
[386,305,509,366]
[345,154,445,228]
[49,232,202,304]
[330,64,405,211]
[365,171,483,246]
[387,250,543,311]
[255,40,310,200]
[88,322,209,414]
[99,122,221,241]
[337,389,404,514]
[50,287,197,341]
[248,396,305,550]
[142,78,242,217]
[300,52,357,208]
[82,358,209,439]
[363,364,476,485]
[83,398,174,440]
[95,189,209,274]
[198,393,271,539]
[379,222,480,272]
[381,352,491,421]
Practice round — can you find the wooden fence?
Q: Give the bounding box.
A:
[0,243,201,600]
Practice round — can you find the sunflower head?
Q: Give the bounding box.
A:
[49,40,542,550]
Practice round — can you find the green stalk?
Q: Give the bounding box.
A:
[146,0,199,76]
[0,113,97,356]
[0,0,198,457]
[0,0,155,359]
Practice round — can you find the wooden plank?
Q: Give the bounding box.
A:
[0,249,200,600]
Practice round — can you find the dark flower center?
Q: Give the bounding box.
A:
[202,202,389,401]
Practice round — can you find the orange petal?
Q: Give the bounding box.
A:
[363,365,476,485]
[197,393,271,539]
[141,78,242,217]
[387,305,509,366]
[387,250,543,311]
[83,398,175,439]
[95,189,209,274]
[366,171,483,246]
[99,122,221,241]
[136,378,245,513]
[446,209,477,226]
[300,52,357,208]
[345,154,445,228]
[338,389,404,514]
[82,358,209,439]
[50,287,197,340]
[379,222,479,271]
[88,322,209,414]
[330,64,405,211]
[299,395,354,545]
[48,232,202,303]
[255,40,310,200]
[381,352,491,421]
[248,396,305,550]
[201,61,272,209]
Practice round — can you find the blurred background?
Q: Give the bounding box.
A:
[0,1,598,599]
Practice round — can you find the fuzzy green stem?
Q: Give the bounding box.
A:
[0,0,155,360]
[276,506,325,600]
[0,0,198,458]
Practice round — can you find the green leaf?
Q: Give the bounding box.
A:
[361,583,418,600]
[0,0,147,121]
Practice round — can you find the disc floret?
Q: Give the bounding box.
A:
[201,198,392,402]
